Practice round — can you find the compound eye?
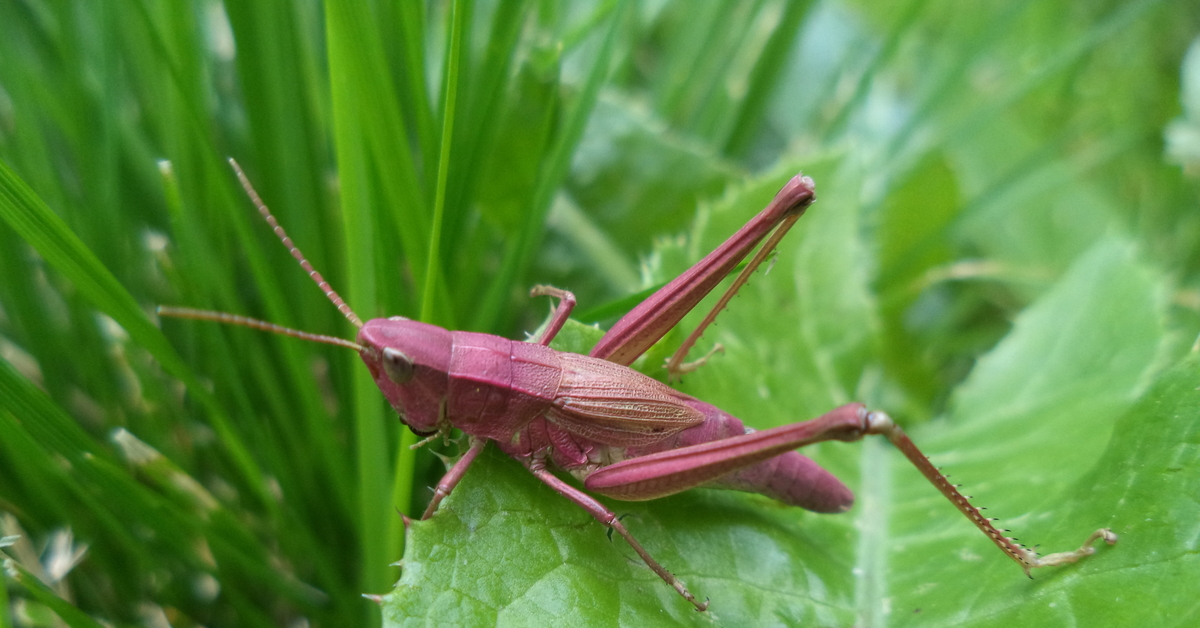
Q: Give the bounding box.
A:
[381,347,414,384]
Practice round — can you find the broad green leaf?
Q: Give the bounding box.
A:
[884,348,1198,626]
[384,169,1171,626]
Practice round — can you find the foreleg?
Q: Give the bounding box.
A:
[529,285,576,346]
[422,437,488,520]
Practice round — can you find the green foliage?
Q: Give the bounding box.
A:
[1,1,1197,626]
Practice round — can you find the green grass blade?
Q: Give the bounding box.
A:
[722,0,814,158]
[0,158,273,507]
[421,0,464,323]
[476,0,628,332]
[1,559,103,628]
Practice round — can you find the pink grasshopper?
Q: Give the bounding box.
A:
[161,160,1116,611]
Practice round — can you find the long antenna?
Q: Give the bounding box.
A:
[227,158,364,329]
[157,306,362,351]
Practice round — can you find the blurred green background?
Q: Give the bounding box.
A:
[2,1,1199,626]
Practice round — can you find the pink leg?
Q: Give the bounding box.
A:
[527,458,709,612]
[665,206,801,380]
[585,404,868,501]
[586,406,1117,574]
[863,411,1117,574]
[590,174,815,366]
[422,437,488,520]
[528,285,577,346]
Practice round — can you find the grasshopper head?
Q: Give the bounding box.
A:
[357,317,452,435]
